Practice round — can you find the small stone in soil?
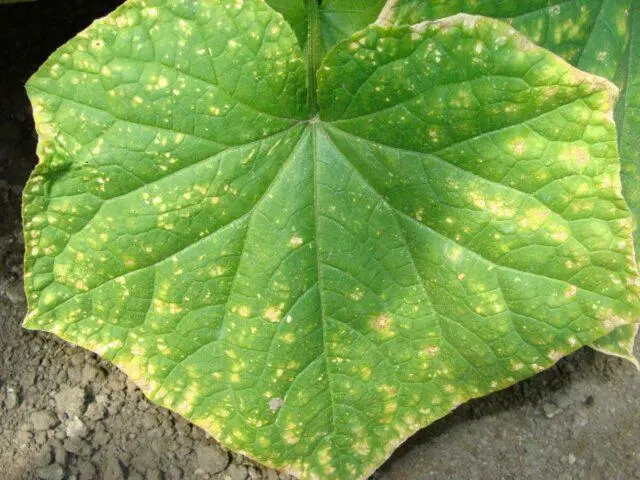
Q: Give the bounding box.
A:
[3,386,19,409]
[542,402,562,419]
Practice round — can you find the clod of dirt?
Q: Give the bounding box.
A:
[63,436,90,456]
[106,373,127,392]
[35,464,65,480]
[85,401,106,422]
[64,416,88,438]
[34,447,53,467]
[195,443,230,474]
[224,463,249,480]
[265,471,280,480]
[248,466,263,479]
[77,460,97,480]
[29,410,59,431]
[52,441,66,465]
[81,363,105,385]
[103,456,126,480]
[54,386,86,417]
[131,450,156,471]
[146,468,164,480]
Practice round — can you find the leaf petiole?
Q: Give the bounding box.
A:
[305,0,322,116]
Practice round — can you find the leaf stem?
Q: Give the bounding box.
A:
[305,0,322,116]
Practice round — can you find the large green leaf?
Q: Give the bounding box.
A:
[388,0,632,71]
[267,0,640,362]
[23,2,640,479]
[268,0,634,67]
[381,0,640,367]
[598,2,640,363]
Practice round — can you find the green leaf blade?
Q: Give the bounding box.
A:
[23,3,640,480]
[618,4,640,258]
[601,2,640,363]
[383,0,640,367]
[574,0,633,79]
[318,18,640,476]
[388,0,631,68]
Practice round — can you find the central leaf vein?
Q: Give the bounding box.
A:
[310,122,337,436]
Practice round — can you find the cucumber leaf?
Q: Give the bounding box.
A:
[603,3,640,363]
[388,0,631,73]
[23,1,640,479]
[382,0,640,366]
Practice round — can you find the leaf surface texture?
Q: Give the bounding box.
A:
[23,1,640,479]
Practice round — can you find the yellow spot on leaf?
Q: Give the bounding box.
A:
[264,305,283,323]
[289,235,304,248]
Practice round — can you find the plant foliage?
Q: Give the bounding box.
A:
[23,1,640,478]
